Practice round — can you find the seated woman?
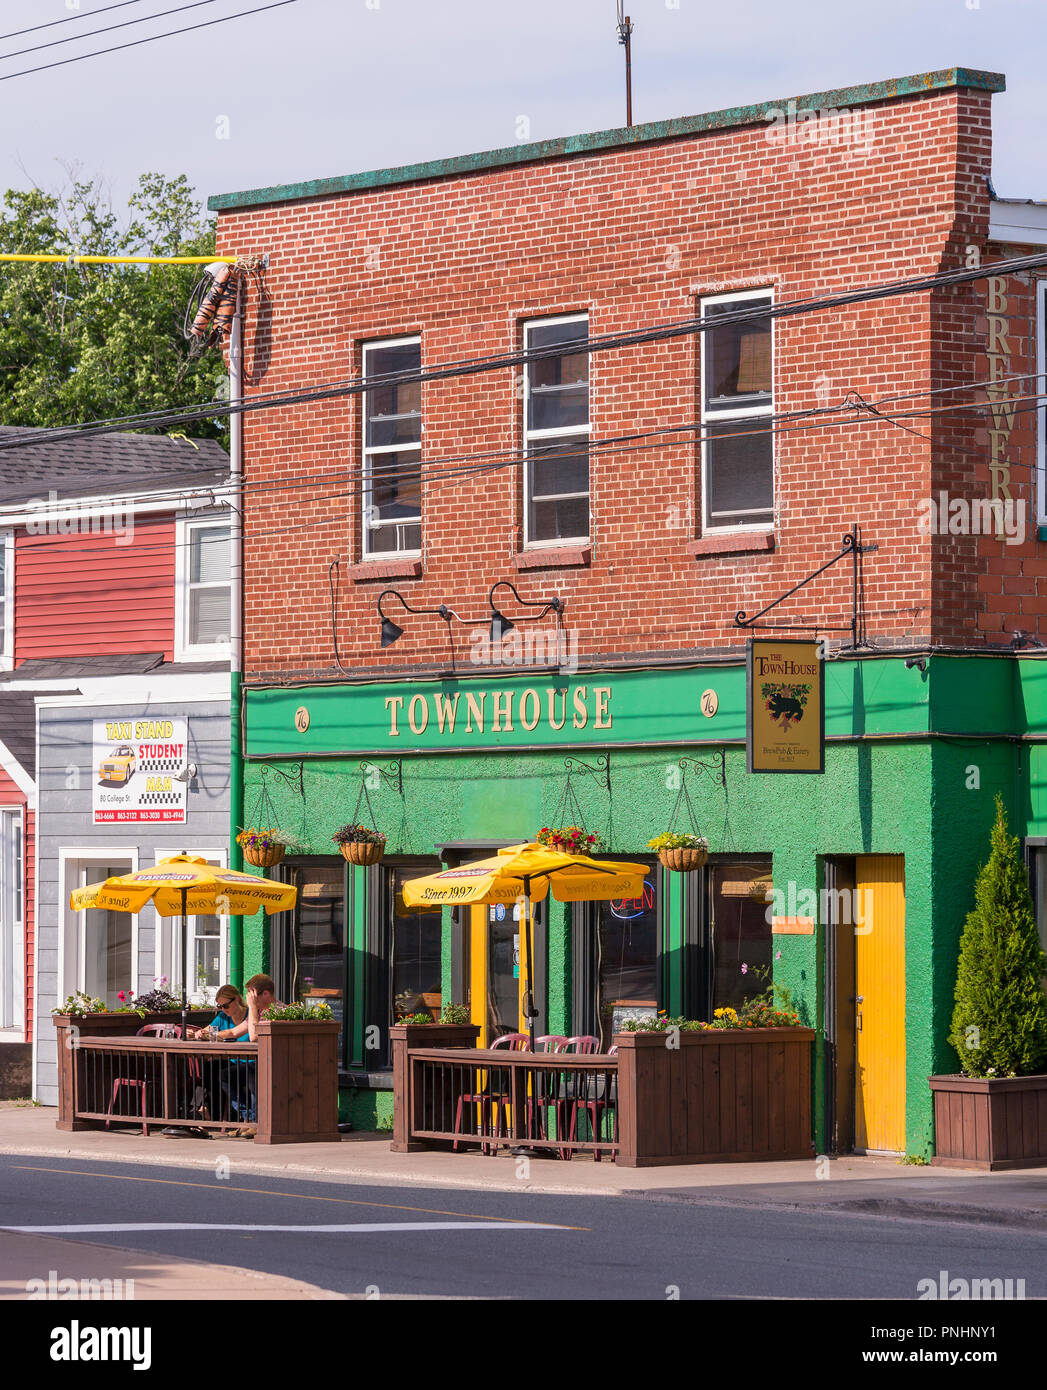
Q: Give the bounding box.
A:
[186,986,247,1040]
[186,987,252,1127]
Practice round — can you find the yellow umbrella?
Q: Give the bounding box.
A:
[401,842,649,1047]
[70,853,297,1028]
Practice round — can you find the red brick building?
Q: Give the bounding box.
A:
[212,69,1047,1154]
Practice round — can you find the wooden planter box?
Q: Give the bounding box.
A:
[930,1073,1047,1170]
[390,1022,480,1152]
[614,1028,815,1166]
[255,1020,342,1144]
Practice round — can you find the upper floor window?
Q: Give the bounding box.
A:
[361,337,422,557]
[523,314,590,546]
[175,517,231,660]
[1037,279,1047,524]
[0,531,12,670]
[700,290,773,531]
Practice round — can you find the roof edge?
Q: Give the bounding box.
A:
[209,66,1006,213]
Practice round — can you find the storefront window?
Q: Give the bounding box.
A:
[711,860,773,1010]
[290,865,346,1044]
[597,877,658,1048]
[391,866,442,1020]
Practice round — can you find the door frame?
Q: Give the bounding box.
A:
[0,805,24,1031]
[58,846,139,1004]
[823,855,857,1154]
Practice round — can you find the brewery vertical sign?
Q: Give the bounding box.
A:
[746,639,824,773]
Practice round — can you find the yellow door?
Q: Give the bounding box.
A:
[469,903,529,1045]
[854,855,906,1152]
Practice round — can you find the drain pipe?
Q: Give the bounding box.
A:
[228,277,245,989]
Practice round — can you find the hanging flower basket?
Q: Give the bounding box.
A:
[332,824,386,865]
[648,833,709,873]
[536,826,603,855]
[236,828,287,869]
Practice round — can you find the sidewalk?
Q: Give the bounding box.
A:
[4,1104,1047,1233]
[0,1230,346,1301]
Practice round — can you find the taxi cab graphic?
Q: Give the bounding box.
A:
[98,745,137,785]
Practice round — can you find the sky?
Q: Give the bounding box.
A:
[0,0,1044,222]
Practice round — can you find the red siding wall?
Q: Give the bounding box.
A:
[215,84,1011,681]
[0,767,30,1042]
[14,517,176,663]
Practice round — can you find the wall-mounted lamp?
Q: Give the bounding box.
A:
[904,656,927,672]
[174,762,198,783]
[377,588,466,669]
[488,581,564,643]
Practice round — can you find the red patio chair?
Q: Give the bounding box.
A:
[453,1032,530,1153]
[529,1036,571,1148]
[566,1043,618,1161]
[105,1025,182,1135]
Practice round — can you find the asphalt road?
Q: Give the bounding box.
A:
[3,1154,1047,1301]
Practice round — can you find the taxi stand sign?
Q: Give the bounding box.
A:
[746,638,825,774]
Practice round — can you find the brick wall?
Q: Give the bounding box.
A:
[215,83,1029,681]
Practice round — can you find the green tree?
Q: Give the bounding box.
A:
[948,796,1047,1077]
[0,172,227,443]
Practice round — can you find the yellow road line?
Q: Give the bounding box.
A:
[10,1165,590,1231]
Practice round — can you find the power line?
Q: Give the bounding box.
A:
[2,249,1044,453]
[0,0,297,81]
[0,0,151,42]
[8,387,1047,564]
[0,0,225,62]
[3,371,1043,528]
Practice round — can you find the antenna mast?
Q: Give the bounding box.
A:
[616,2,634,127]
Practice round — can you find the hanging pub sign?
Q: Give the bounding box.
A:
[746,639,824,774]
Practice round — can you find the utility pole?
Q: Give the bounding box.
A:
[616,2,634,127]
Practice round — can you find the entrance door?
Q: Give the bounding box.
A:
[854,854,906,1153]
[80,862,133,1007]
[0,809,23,1029]
[469,901,538,1044]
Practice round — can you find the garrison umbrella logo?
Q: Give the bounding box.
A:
[761,682,810,733]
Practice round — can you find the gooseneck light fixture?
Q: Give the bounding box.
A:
[488,581,564,644]
[377,588,466,670]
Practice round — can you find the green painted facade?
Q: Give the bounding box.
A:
[236,652,1047,1153]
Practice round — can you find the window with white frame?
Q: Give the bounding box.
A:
[1037,279,1047,524]
[0,530,12,669]
[361,337,422,556]
[176,518,231,659]
[523,314,590,546]
[700,290,774,531]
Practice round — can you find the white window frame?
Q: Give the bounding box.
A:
[361,335,422,558]
[0,806,24,1031]
[0,529,13,671]
[523,313,591,548]
[1037,279,1047,526]
[700,288,775,534]
[154,847,228,1006]
[58,848,139,1006]
[175,515,232,662]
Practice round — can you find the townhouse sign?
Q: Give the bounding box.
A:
[746,639,825,774]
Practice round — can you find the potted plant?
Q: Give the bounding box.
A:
[930,797,1047,1169]
[332,823,387,865]
[536,826,603,855]
[647,831,709,872]
[237,827,299,869]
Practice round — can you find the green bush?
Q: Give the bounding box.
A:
[948,796,1047,1078]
